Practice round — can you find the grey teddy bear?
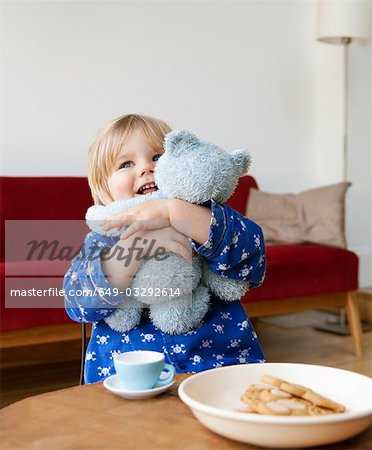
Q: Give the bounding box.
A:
[86,130,251,334]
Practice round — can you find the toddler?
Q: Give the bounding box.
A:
[64,113,266,383]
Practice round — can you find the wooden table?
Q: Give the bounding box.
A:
[1,374,371,449]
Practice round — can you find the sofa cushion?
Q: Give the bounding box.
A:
[242,244,358,303]
[246,182,350,248]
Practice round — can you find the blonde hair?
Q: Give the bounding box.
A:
[88,114,172,205]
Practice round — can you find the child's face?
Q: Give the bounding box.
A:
[107,129,161,201]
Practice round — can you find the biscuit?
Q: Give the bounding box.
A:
[276,398,312,416]
[242,394,311,416]
[241,392,338,417]
[261,375,346,413]
[259,388,292,402]
[279,382,308,397]
[239,375,346,416]
[243,398,291,416]
[302,391,345,413]
[255,400,292,416]
[308,405,335,416]
[260,375,286,387]
[240,384,268,402]
[241,390,260,403]
[235,405,256,414]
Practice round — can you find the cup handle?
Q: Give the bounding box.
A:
[155,364,176,387]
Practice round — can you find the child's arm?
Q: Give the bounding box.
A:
[103,199,211,246]
[103,198,265,287]
[101,225,191,291]
[63,232,128,323]
[170,199,266,288]
[168,199,211,245]
[64,226,192,323]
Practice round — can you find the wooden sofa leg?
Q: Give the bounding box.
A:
[346,292,363,356]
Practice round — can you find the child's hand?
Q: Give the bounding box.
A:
[101,200,171,239]
[140,226,192,261]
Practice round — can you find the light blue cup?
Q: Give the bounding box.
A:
[113,350,175,390]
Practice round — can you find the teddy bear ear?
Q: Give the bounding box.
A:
[231,150,252,176]
[164,130,199,155]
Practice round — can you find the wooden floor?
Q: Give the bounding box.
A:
[1,317,371,408]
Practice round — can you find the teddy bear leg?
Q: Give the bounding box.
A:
[149,285,210,334]
[104,305,143,333]
[202,262,250,302]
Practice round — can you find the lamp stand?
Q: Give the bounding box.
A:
[314,38,371,336]
[342,37,351,183]
[314,0,372,336]
[338,38,350,333]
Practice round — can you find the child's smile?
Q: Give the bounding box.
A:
[136,181,158,196]
[107,129,161,201]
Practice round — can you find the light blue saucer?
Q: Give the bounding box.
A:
[103,374,175,399]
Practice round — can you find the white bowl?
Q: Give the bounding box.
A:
[178,363,372,448]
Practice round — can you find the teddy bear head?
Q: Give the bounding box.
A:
[155,130,251,204]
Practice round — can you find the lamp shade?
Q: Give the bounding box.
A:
[317,0,372,44]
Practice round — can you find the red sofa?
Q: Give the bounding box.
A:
[0,176,362,354]
[0,177,92,334]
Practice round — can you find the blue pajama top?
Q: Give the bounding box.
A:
[63,201,266,383]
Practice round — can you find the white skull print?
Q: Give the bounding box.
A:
[190,355,203,365]
[96,335,110,345]
[141,333,156,342]
[213,324,225,333]
[170,344,186,355]
[97,366,111,377]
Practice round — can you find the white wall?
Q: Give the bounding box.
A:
[1,0,371,286]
